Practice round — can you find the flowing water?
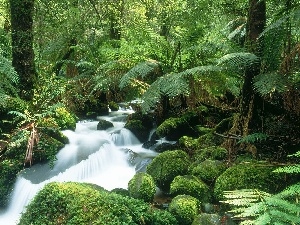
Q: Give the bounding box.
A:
[0,107,157,224]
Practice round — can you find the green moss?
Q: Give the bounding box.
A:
[191,213,221,225]
[189,160,227,185]
[194,146,228,162]
[168,195,200,225]
[0,159,23,207]
[170,175,212,203]
[54,107,77,130]
[214,162,288,201]
[19,182,178,225]
[128,172,156,202]
[146,150,190,192]
[108,101,119,111]
[124,119,148,142]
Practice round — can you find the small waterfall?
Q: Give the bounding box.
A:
[0,108,155,225]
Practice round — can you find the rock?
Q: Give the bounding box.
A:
[96,119,114,130]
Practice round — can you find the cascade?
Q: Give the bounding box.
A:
[0,107,157,224]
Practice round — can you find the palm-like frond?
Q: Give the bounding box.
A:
[217,52,260,75]
[119,60,161,89]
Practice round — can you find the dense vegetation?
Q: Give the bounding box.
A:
[1,0,300,224]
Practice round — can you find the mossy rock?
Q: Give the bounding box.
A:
[54,107,77,130]
[214,162,289,201]
[19,182,178,225]
[194,146,228,162]
[191,213,222,225]
[168,194,200,225]
[128,172,156,202]
[156,116,197,140]
[189,160,227,186]
[0,159,23,207]
[146,150,190,192]
[97,119,114,130]
[154,142,178,153]
[108,101,119,111]
[124,119,148,142]
[170,175,212,203]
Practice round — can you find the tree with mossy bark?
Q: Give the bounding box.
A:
[10,0,36,101]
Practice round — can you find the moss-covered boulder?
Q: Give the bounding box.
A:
[170,175,211,203]
[125,120,149,143]
[146,150,190,192]
[108,101,119,111]
[54,107,77,130]
[191,213,222,225]
[125,112,154,142]
[168,195,200,225]
[97,119,114,130]
[128,172,156,202]
[194,146,228,162]
[189,160,227,186]
[0,159,23,207]
[214,162,289,200]
[19,182,178,225]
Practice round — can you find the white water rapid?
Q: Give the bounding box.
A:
[0,107,157,224]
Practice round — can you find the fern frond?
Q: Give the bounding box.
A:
[274,165,300,174]
[253,73,288,96]
[0,55,19,96]
[238,133,268,144]
[217,52,260,75]
[119,60,161,89]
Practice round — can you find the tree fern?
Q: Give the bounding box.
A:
[119,60,161,89]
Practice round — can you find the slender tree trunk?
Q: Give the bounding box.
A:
[239,0,266,135]
[10,0,36,101]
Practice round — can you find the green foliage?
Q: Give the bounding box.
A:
[238,132,269,144]
[168,194,200,225]
[189,160,227,185]
[222,186,300,225]
[0,55,19,99]
[170,175,212,203]
[146,150,190,192]
[128,172,156,202]
[119,60,162,89]
[19,182,178,225]
[54,107,77,130]
[214,162,288,201]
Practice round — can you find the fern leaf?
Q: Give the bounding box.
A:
[217,52,260,75]
[274,165,300,174]
[119,60,161,89]
[0,55,19,96]
[253,73,288,96]
[238,133,268,144]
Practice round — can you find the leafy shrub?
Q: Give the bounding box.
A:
[168,194,200,225]
[170,175,212,203]
[189,160,227,185]
[54,107,77,130]
[19,182,178,225]
[128,172,156,202]
[214,162,288,200]
[146,150,190,192]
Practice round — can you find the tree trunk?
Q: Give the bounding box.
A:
[10,0,36,101]
[239,0,266,135]
[224,0,266,158]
